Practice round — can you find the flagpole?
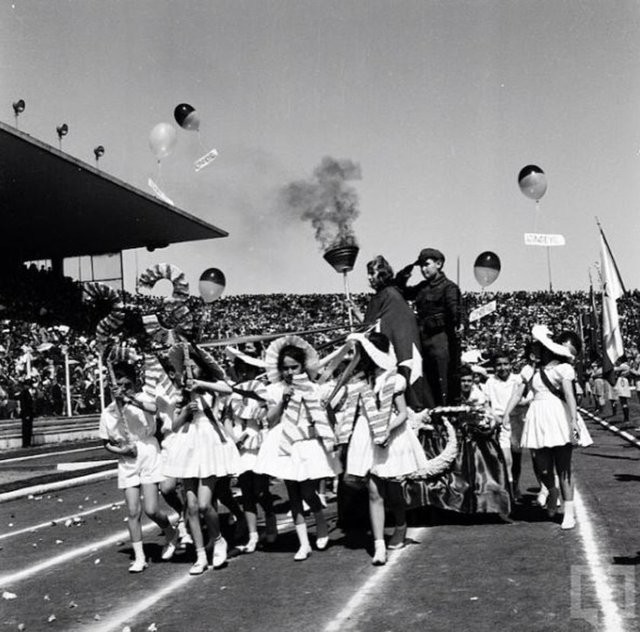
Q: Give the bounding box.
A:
[596,216,626,293]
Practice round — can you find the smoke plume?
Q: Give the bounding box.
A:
[280,156,361,251]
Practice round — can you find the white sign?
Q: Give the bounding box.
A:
[194,148,219,172]
[524,233,566,247]
[469,300,497,323]
[147,178,174,206]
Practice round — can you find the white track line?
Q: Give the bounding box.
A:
[0,500,125,541]
[574,488,626,631]
[0,521,158,587]
[75,518,299,632]
[324,527,427,632]
[0,445,102,464]
[80,572,196,632]
[0,468,117,503]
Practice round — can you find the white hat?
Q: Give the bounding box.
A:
[264,335,320,383]
[531,325,573,359]
[346,332,397,371]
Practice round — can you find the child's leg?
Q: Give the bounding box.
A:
[385,481,407,549]
[124,486,146,571]
[159,477,183,519]
[620,397,630,422]
[299,479,328,545]
[285,480,311,560]
[200,476,227,568]
[532,448,559,516]
[216,476,245,525]
[238,471,259,551]
[553,444,575,529]
[368,476,387,565]
[183,479,206,556]
[256,474,277,542]
[141,482,171,530]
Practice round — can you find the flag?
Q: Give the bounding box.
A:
[599,228,625,385]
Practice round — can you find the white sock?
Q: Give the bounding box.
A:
[295,523,310,549]
[196,546,207,563]
[132,540,145,562]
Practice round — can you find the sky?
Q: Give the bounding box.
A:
[2,0,640,297]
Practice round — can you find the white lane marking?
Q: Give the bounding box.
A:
[79,572,196,632]
[0,521,158,587]
[324,527,427,632]
[76,518,299,632]
[57,460,117,471]
[0,445,102,464]
[0,500,126,541]
[579,408,640,449]
[0,468,117,503]
[574,488,627,631]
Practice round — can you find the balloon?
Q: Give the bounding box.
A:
[149,122,178,160]
[473,251,501,288]
[174,103,200,131]
[518,165,547,201]
[199,268,226,303]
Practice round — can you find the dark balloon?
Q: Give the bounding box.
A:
[518,164,547,201]
[199,267,226,303]
[473,251,501,288]
[174,103,200,131]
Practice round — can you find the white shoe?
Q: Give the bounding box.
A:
[128,559,148,573]
[294,546,312,561]
[161,527,179,561]
[213,537,228,568]
[536,488,548,507]
[561,515,576,530]
[238,535,259,554]
[315,536,329,551]
[189,559,208,575]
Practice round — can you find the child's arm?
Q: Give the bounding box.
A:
[387,392,408,432]
[102,438,137,458]
[171,401,197,431]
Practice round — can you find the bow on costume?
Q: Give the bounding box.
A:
[278,375,336,456]
[335,370,397,446]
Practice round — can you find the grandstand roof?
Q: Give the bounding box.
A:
[0,121,228,261]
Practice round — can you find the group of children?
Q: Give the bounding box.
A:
[99,321,590,575]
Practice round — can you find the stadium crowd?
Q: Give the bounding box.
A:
[1,273,639,420]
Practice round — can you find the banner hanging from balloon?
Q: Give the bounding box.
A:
[473,251,501,288]
[518,165,547,202]
[173,102,219,172]
[524,233,566,247]
[199,268,226,303]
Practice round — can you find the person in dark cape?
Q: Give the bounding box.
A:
[350,255,433,410]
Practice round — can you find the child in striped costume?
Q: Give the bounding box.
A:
[333,332,428,566]
[255,336,341,561]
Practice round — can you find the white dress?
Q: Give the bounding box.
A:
[346,374,429,478]
[254,382,342,481]
[162,392,240,479]
[520,362,575,449]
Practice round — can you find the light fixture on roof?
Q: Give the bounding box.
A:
[56,124,68,150]
[12,99,25,128]
[94,145,105,168]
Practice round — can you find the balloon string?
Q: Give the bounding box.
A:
[156,160,162,185]
[197,130,206,152]
[534,200,540,233]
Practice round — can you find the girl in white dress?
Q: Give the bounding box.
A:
[331,332,428,566]
[162,344,241,574]
[503,326,584,530]
[255,335,341,561]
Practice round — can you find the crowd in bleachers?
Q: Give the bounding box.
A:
[1,270,639,419]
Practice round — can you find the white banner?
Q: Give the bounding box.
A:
[469,300,497,323]
[524,233,566,247]
[147,178,174,206]
[194,148,219,172]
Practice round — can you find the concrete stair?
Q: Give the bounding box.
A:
[0,414,100,449]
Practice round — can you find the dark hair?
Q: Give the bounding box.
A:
[366,256,394,289]
[112,362,137,386]
[277,344,307,372]
[492,350,511,366]
[460,365,474,378]
[556,331,582,357]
